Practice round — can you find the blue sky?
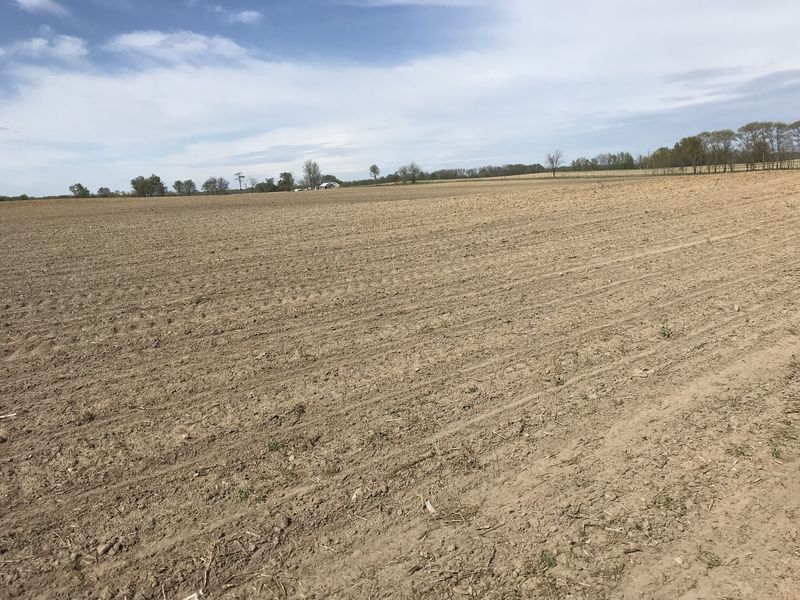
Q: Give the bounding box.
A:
[0,0,799,196]
[0,1,482,65]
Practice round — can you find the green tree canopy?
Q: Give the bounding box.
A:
[277,172,295,192]
[131,175,166,197]
[69,183,91,198]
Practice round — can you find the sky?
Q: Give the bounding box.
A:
[0,0,799,196]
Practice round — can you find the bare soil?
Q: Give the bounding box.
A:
[1,172,799,599]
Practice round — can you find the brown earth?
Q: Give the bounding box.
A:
[1,172,799,600]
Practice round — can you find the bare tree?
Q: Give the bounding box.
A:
[234,172,246,193]
[710,130,737,172]
[397,165,410,184]
[303,160,322,189]
[737,123,761,170]
[546,150,563,177]
[369,164,380,184]
[791,121,800,165]
[408,162,422,184]
[703,132,720,172]
[772,122,790,169]
[699,131,714,172]
[202,177,229,194]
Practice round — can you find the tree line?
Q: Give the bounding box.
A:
[56,160,342,199]
[570,120,800,174]
[2,118,798,201]
[358,119,799,186]
[354,161,548,186]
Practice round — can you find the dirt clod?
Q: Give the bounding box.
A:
[96,540,116,557]
[275,514,292,530]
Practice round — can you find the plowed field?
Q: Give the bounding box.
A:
[2,172,799,599]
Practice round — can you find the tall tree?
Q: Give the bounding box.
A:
[790,121,800,168]
[173,180,185,195]
[408,162,422,184]
[96,186,112,197]
[369,164,380,184]
[131,175,166,197]
[546,150,563,177]
[737,122,761,170]
[755,122,773,167]
[69,183,91,198]
[771,122,790,168]
[152,175,167,196]
[674,137,704,174]
[183,180,197,195]
[738,121,771,168]
[201,177,229,194]
[699,131,714,172]
[303,160,322,189]
[711,130,737,172]
[277,172,295,192]
[648,147,674,171]
[201,178,216,194]
[234,172,246,193]
[397,165,410,184]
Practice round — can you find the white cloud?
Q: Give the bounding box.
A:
[14,0,69,17]
[226,10,262,24]
[210,5,262,25]
[1,0,799,196]
[0,35,88,62]
[106,30,249,63]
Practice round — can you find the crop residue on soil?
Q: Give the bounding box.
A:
[1,172,799,599]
